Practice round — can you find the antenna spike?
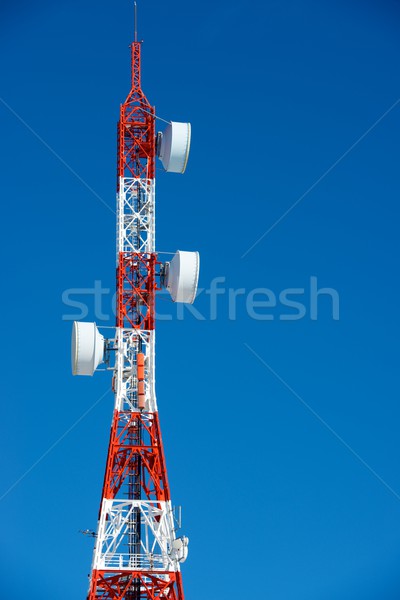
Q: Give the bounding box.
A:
[134,1,138,42]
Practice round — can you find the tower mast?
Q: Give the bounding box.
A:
[71,6,198,599]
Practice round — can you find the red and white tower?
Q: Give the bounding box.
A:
[71,7,199,599]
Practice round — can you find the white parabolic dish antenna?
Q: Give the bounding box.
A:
[166,250,200,304]
[71,321,105,376]
[158,122,191,174]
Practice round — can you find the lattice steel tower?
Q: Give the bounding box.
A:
[71,7,199,599]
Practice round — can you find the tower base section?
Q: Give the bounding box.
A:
[88,571,184,600]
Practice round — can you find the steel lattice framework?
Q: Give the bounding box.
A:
[87,39,187,600]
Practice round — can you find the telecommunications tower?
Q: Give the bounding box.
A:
[71,5,199,599]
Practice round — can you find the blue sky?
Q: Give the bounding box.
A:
[1,1,400,598]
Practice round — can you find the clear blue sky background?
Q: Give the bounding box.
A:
[1,1,400,598]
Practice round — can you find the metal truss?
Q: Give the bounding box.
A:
[93,500,178,572]
[88,571,184,600]
[117,177,155,255]
[117,253,160,330]
[88,39,186,600]
[114,329,156,413]
[100,410,169,501]
[117,102,155,181]
[117,41,155,182]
